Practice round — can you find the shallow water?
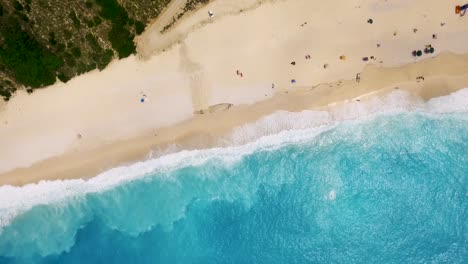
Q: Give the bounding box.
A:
[0,91,467,263]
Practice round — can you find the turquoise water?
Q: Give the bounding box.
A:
[0,93,467,263]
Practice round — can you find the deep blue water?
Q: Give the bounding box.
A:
[0,111,467,263]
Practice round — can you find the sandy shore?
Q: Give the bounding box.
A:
[2,52,468,186]
[1,0,468,185]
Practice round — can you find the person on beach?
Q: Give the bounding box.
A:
[456,4,468,16]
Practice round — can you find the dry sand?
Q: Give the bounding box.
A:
[1,0,468,185]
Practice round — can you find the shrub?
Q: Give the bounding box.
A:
[77,62,87,74]
[71,47,81,58]
[13,1,24,11]
[93,16,102,26]
[63,29,72,39]
[86,33,102,52]
[135,20,145,35]
[95,0,135,58]
[84,18,94,28]
[0,88,12,101]
[69,11,81,29]
[85,1,93,9]
[108,24,134,58]
[64,52,76,67]
[56,43,65,53]
[0,17,63,88]
[57,72,71,83]
[15,11,29,22]
[48,32,57,46]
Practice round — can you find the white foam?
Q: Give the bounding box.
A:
[425,88,468,113]
[228,110,330,145]
[225,89,468,146]
[0,89,467,231]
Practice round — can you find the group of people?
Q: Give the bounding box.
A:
[362,56,376,62]
[412,45,435,57]
[231,4,467,91]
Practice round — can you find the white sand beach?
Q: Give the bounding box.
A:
[1,0,468,185]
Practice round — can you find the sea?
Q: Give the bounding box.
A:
[0,89,467,264]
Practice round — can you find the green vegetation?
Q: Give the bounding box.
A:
[71,47,82,58]
[0,85,12,101]
[95,0,135,58]
[63,29,72,39]
[69,11,81,29]
[108,26,134,58]
[93,16,102,26]
[56,43,65,53]
[135,20,145,35]
[13,1,24,11]
[48,32,57,46]
[64,52,77,67]
[84,33,114,70]
[98,49,114,70]
[162,0,211,33]
[57,72,71,83]
[15,11,29,22]
[77,62,87,74]
[86,33,101,51]
[84,17,94,28]
[0,0,207,101]
[184,0,210,12]
[85,1,93,9]
[0,18,63,91]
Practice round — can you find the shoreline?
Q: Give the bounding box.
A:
[1,52,468,186]
[2,0,468,186]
